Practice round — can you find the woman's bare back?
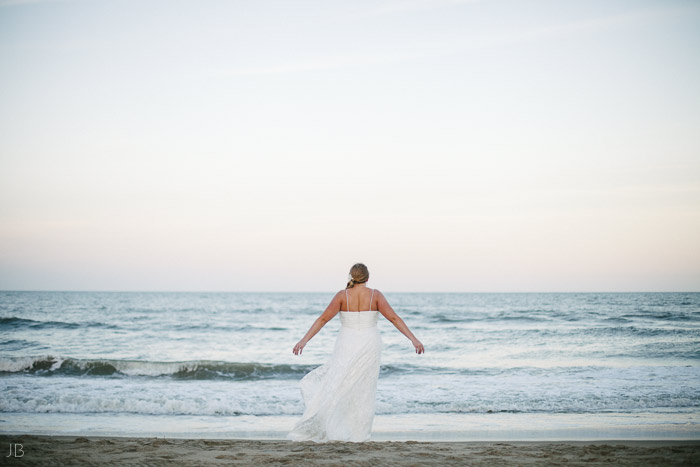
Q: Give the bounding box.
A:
[343,287,376,312]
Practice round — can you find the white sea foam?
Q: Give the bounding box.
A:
[1,366,698,416]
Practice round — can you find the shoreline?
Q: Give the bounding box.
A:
[2,434,698,466]
[3,411,698,442]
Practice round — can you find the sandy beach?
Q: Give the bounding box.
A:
[1,434,698,466]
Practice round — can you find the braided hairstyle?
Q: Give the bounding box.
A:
[346,263,370,289]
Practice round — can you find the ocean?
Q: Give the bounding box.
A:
[1,291,699,440]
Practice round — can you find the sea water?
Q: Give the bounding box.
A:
[1,291,698,440]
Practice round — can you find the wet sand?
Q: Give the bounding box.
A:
[1,434,698,466]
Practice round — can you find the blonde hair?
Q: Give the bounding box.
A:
[346,263,369,289]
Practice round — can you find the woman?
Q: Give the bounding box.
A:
[287,263,424,442]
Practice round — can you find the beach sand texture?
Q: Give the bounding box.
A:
[1,435,698,466]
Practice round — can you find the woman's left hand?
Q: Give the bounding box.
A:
[412,339,425,354]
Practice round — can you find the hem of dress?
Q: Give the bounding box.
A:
[286,432,372,443]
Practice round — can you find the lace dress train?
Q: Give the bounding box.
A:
[287,309,382,442]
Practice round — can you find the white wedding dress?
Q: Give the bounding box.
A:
[288,288,382,442]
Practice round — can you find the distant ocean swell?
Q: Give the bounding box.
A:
[0,316,288,332]
[4,314,699,343]
[0,316,119,330]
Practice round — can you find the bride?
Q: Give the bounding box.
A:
[288,263,424,442]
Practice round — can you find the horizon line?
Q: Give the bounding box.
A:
[1,289,698,294]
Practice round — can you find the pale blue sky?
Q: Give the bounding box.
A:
[1,0,699,291]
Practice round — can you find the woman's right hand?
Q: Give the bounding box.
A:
[412,339,424,354]
[293,340,306,355]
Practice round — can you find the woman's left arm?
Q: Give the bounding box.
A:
[376,290,424,354]
[292,291,343,355]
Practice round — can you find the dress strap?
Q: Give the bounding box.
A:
[368,288,374,310]
[344,289,349,312]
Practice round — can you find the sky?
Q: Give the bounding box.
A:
[0,0,699,292]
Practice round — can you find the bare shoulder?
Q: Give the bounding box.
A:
[324,290,344,307]
[374,289,397,319]
[374,289,391,305]
[373,289,387,299]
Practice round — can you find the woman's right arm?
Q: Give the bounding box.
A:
[292,291,343,355]
[376,290,424,354]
